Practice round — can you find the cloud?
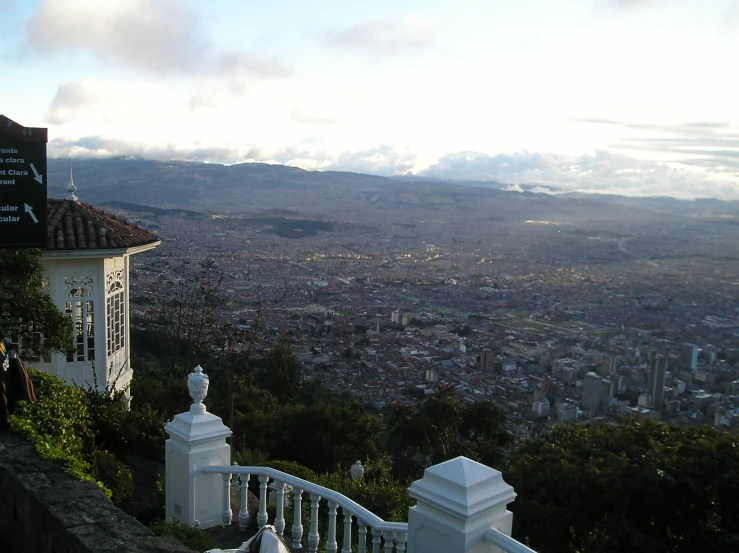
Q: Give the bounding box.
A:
[45,128,739,200]
[45,79,185,125]
[324,145,418,175]
[724,2,739,30]
[607,0,683,9]
[49,135,263,163]
[326,17,435,55]
[27,0,290,79]
[48,136,415,177]
[576,118,739,178]
[46,81,100,125]
[421,149,739,200]
[290,109,335,127]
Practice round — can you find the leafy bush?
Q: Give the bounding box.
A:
[92,448,134,505]
[149,519,218,551]
[316,467,412,522]
[10,369,108,493]
[506,419,739,553]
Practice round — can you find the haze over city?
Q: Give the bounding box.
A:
[2,0,739,199]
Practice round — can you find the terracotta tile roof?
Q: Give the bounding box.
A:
[46,199,160,251]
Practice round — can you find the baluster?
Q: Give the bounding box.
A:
[308,493,321,553]
[221,473,233,526]
[371,526,382,553]
[257,475,269,528]
[357,519,368,553]
[341,509,353,553]
[395,532,407,552]
[326,501,338,553]
[274,481,286,536]
[238,473,250,530]
[291,487,304,549]
[383,531,395,553]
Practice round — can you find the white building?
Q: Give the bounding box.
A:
[34,173,159,402]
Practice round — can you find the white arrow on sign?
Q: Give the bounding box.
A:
[30,163,43,184]
[24,203,38,224]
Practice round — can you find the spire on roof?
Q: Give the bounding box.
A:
[66,157,78,201]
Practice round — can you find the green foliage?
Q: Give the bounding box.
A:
[0,248,74,358]
[129,361,191,422]
[233,447,271,467]
[258,332,302,402]
[266,460,318,482]
[10,369,110,496]
[149,519,218,552]
[506,419,739,553]
[316,460,412,522]
[386,386,512,481]
[271,389,385,474]
[92,449,134,505]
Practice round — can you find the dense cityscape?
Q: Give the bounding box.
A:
[117,190,739,443]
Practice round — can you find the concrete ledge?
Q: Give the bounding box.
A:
[0,431,196,553]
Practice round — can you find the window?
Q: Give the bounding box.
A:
[66,300,95,362]
[64,276,95,363]
[106,270,125,356]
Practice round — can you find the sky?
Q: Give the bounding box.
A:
[1,0,739,200]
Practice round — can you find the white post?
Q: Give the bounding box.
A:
[406,456,516,553]
[165,366,232,529]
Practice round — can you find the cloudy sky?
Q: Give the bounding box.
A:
[2,0,738,199]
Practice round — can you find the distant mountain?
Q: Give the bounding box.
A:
[46,157,739,223]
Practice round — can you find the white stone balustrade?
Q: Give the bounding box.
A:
[166,366,537,553]
[202,464,409,552]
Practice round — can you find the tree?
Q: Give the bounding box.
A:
[506,420,739,553]
[386,386,512,481]
[272,387,385,474]
[142,261,224,371]
[0,248,73,359]
[258,332,302,403]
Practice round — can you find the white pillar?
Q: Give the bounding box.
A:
[165,366,232,529]
[406,456,516,553]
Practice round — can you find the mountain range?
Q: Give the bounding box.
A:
[46,157,739,224]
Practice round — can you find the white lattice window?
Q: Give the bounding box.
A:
[64,276,95,362]
[106,270,125,356]
[66,300,95,362]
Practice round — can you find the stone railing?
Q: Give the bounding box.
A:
[202,465,408,552]
[165,366,537,553]
[0,431,194,553]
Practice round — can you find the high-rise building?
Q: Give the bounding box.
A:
[390,310,401,325]
[648,355,667,409]
[532,400,550,417]
[480,349,494,371]
[599,355,617,377]
[582,372,603,413]
[680,343,699,371]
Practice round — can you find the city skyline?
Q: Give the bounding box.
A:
[1,0,738,199]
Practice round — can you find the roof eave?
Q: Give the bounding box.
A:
[42,240,161,260]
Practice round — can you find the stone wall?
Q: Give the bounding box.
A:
[0,431,196,553]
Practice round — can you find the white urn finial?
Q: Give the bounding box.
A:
[351,460,365,480]
[188,365,209,413]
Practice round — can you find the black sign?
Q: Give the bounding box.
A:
[0,115,47,248]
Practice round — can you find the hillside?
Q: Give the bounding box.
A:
[47,158,739,225]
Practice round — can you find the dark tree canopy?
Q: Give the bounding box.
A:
[259,331,302,403]
[0,248,73,359]
[386,386,512,481]
[506,420,739,553]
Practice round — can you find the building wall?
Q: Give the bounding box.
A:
[38,253,132,396]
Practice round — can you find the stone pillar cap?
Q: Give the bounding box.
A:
[165,409,232,445]
[408,456,515,519]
